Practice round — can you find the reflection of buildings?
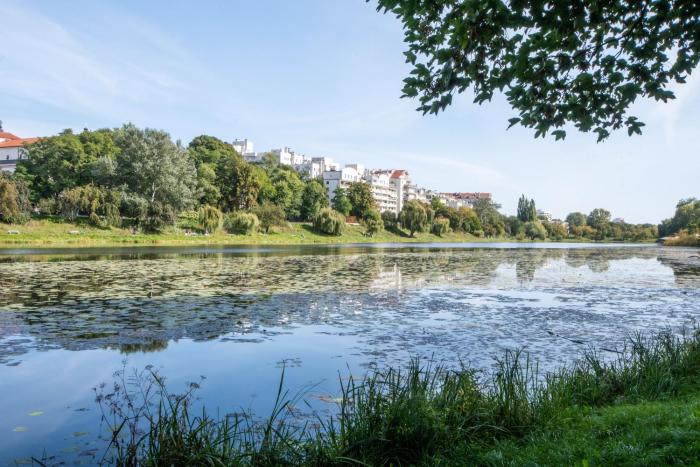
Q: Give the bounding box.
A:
[1,246,696,364]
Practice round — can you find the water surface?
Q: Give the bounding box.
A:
[1,243,698,464]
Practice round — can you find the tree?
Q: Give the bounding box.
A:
[312,208,345,236]
[115,124,196,216]
[300,178,328,221]
[268,167,305,219]
[517,195,537,222]
[0,174,31,224]
[331,186,352,216]
[431,217,451,237]
[524,221,547,240]
[254,202,286,233]
[399,200,428,237]
[224,212,260,235]
[458,206,481,234]
[566,212,588,228]
[188,135,240,206]
[346,182,376,219]
[473,198,505,237]
[362,209,384,237]
[381,210,398,230]
[198,205,223,234]
[375,1,700,141]
[587,208,612,231]
[216,152,265,211]
[659,198,700,236]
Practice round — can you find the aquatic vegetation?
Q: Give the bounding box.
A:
[96,330,700,466]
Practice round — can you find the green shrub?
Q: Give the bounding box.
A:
[198,205,223,234]
[362,209,384,237]
[524,220,547,240]
[431,217,451,236]
[381,210,398,229]
[312,208,345,235]
[224,212,260,235]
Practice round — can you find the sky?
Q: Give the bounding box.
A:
[1,1,698,224]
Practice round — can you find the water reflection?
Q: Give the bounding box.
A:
[0,245,698,366]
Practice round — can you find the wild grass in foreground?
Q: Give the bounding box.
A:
[95,330,700,466]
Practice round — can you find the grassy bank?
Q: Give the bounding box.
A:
[664,233,700,247]
[0,219,486,248]
[0,219,655,249]
[96,330,700,466]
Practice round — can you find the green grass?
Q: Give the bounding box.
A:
[94,330,700,466]
[0,218,507,248]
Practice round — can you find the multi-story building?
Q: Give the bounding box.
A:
[366,170,399,214]
[388,170,410,213]
[0,128,38,173]
[232,138,254,155]
[537,209,553,222]
[322,165,363,202]
[311,156,339,174]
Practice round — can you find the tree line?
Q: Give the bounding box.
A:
[0,124,693,242]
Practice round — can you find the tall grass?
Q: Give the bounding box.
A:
[96,329,700,466]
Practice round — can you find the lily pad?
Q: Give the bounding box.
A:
[12,426,28,432]
[28,410,43,417]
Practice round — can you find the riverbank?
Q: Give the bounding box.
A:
[96,330,700,466]
[0,219,654,248]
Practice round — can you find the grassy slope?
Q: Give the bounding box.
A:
[0,218,503,247]
[469,395,700,466]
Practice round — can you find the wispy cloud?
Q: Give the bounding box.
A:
[0,1,207,121]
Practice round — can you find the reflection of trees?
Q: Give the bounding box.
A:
[1,245,692,363]
[656,249,700,288]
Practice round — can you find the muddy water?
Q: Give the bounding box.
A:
[0,243,698,464]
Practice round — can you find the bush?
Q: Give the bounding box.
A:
[399,200,429,237]
[0,176,30,224]
[431,217,451,236]
[224,212,260,235]
[254,202,286,234]
[312,208,345,236]
[381,211,398,229]
[524,221,547,240]
[362,209,384,237]
[143,202,176,232]
[198,205,223,234]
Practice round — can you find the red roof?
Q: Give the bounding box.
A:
[0,132,20,141]
[390,169,407,179]
[0,137,39,148]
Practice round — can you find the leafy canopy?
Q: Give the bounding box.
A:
[374,0,700,141]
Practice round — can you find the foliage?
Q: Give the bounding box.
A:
[346,181,376,219]
[0,174,31,224]
[458,206,481,233]
[312,207,346,236]
[254,202,286,234]
[224,212,260,235]
[374,0,700,141]
[524,220,547,240]
[300,178,328,221]
[399,200,429,237]
[197,205,223,234]
[431,216,451,237]
[659,198,700,236]
[267,166,305,220]
[517,195,537,222]
[331,186,352,216]
[115,124,196,215]
[362,209,384,237]
[587,208,612,237]
[57,184,121,226]
[566,211,587,228]
[97,330,700,466]
[473,198,505,237]
[381,210,398,230]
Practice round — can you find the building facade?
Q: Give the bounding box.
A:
[0,130,38,173]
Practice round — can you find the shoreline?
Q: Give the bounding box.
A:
[0,220,659,250]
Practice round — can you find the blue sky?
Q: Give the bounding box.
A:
[2,1,698,223]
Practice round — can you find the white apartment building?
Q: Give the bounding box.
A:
[0,129,38,173]
[389,170,410,214]
[232,138,254,155]
[322,165,362,202]
[296,160,322,179]
[366,171,399,214]
[537,209,553,222]
[311,156,339,174]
